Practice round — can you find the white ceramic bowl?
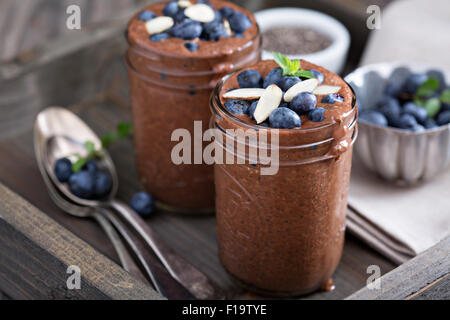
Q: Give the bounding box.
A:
[255,8,350,74]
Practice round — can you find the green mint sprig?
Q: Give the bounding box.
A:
[272,52,314,79]
[72,122,133,173]
[413,78,450,118]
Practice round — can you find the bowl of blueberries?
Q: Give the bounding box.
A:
[345,62,450,185]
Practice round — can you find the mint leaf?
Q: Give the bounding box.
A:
[423,98,441,118]
[101,132,117,149]
[293,70,315,79]
[273,52,313,78]
[440,89,450,104]
[73,122,133,172]
[416,77,439,97]
[84,141,96,155]
[273,52,290,75]
[118,122,133,138]
[72,157,87,173]
[414,97,425,106]
[289,59,300,74]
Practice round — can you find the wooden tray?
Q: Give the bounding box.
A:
[0,10,447,300]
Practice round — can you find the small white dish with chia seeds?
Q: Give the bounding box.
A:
[255,7,350,74]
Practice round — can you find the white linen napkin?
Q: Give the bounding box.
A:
[347,158,450,264]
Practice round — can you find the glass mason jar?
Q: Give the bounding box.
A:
[125,12,261,212]
[209,78,358,295]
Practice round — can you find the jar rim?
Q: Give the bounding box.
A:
[209,73,358,136]
[125,23,261,62]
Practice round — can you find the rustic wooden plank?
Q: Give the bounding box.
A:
[409,274,450,300]
[346,236,450,300]
[0,183,161,300]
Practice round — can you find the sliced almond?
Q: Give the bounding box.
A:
[313,85,341,95]
[253,85,283,124]
[145,16,174,34]
[178,0,192,8]
[184,4,215,23]
[223,19,232,36]
[283,79,319,102]
[223,88,266,100]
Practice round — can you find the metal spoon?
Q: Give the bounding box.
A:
[36,107,224,300]
[35,108,195,299]
[33,119,143,281]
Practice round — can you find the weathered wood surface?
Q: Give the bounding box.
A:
[347,236,449,300]
[0,0,392,76]
[0,0,157,61]
[0,14,398,299]
[0,184,161,300]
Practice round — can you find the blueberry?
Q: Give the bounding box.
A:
[185,42,198,52]
[203,21,228,40]
[263,68,283,89]
[233,33,244,38]
[162,1,180,17]
[150,32,170,42]
[359,110,388,126]
[54,158,73,183]
[398,113,418,130]
[197,0,213,7]
[269,107,301,129]
[279,100,289,108]
[384,82,401,98]
[248,100,258,119]
[277,76,301,91]
[259,122,269,127]
[424,118,438,129]
[138,10,156,22]
[412,124,425,132]
[83,159,98,175]
[376,96,401,125]
[69,171,95,199]
[402,73,427,94]
[94,171,112,198]
[170,20,202,39]
[441,99,450,112]
[321,93,344,104]
[174,8,187,23]
[308,107,326,122]
[402,102,427,124]
[130,192,156,218]
[437,111,450,126]
[228,12,252,33]
[289,92,317,114]
[305,69,324,84]
[212,10,223,23]
[219,7,234,19]
[237,70,263,88]
[225,99,249,115]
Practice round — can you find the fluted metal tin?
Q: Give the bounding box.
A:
[345,62,450,185]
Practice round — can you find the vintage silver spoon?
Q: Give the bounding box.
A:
[34,116,145,281]
[37,107,224,300]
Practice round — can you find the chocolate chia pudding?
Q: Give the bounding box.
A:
[126,0,261,211]
[210,59,358,295]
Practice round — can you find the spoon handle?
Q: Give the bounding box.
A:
[92,212,147,283]
[101,209,195,300]
[109,199,225,300]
